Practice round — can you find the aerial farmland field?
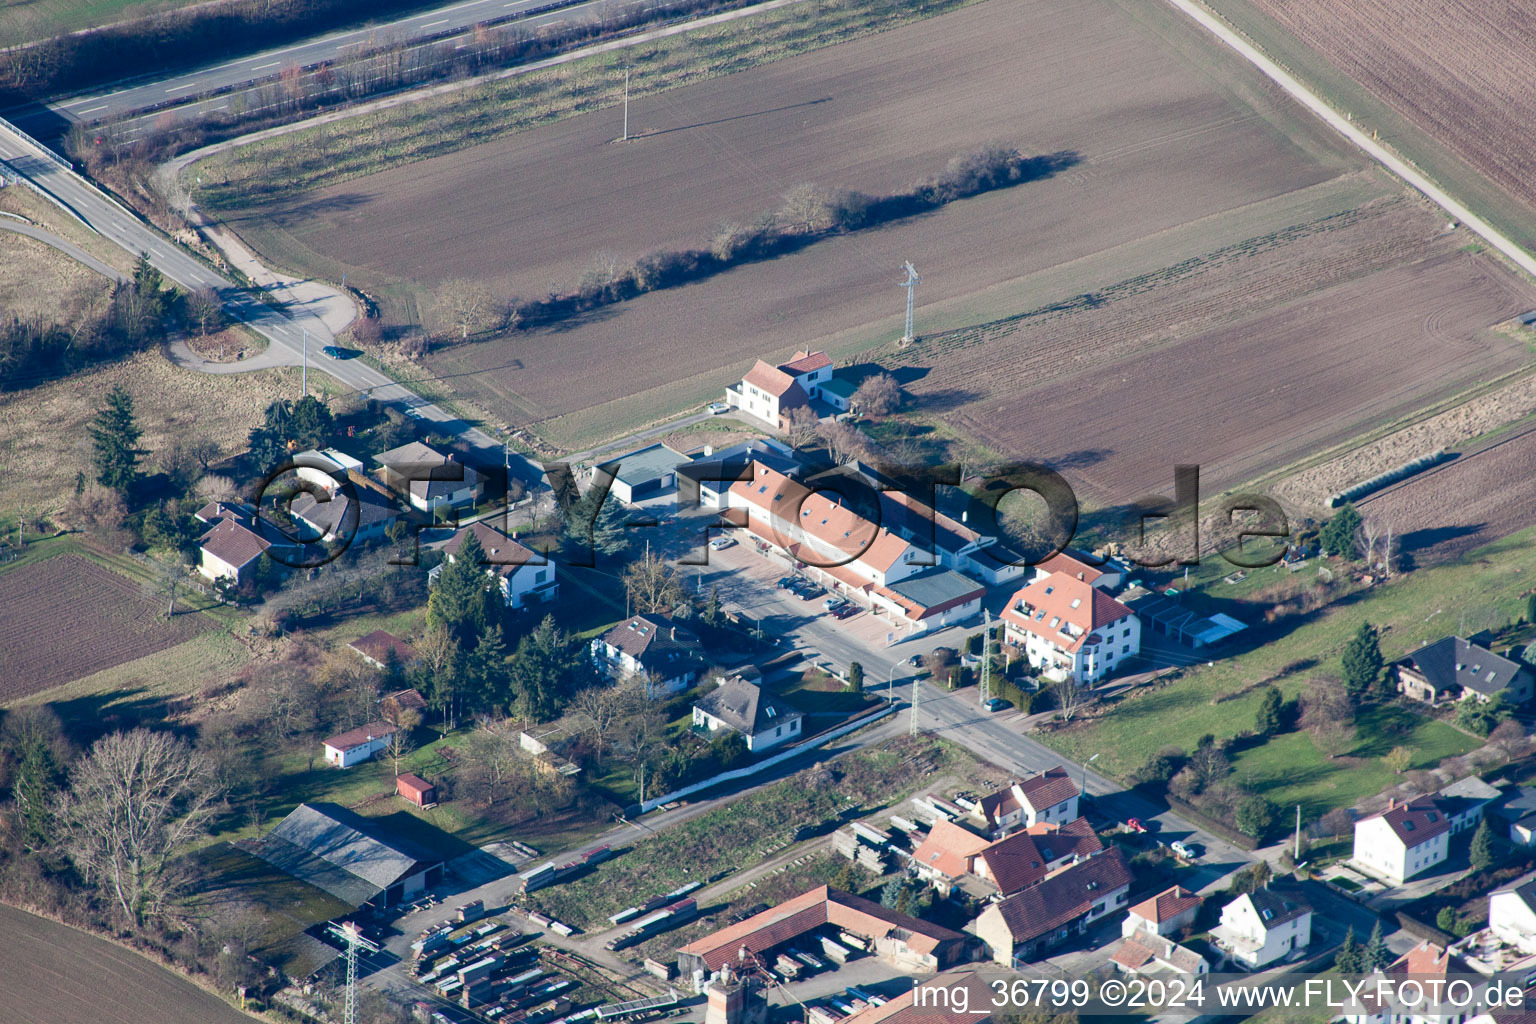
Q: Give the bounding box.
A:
[0,903,258,1024]
[0,554,213,701]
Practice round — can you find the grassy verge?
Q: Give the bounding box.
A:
[1035,526,1536,814]
[193,0,987,210]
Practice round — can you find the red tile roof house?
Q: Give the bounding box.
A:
[1352,795,1453,884]
[675,885,971,977]
[1001,570,1141,685]
[912,817,1102,897]
[726,462,985,634]
[590,614,706,696]
[974,848,1135,966]
[323,721,398,768]
[429,522,557,609]
[1122,884,1203,938]
[724,350,838,430]
[970,765,1082,836]
[1111,931,1208,977]
[1339,941,1482,1024]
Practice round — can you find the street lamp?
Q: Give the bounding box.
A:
[1081,753,1101,798]
[887,664,900,704]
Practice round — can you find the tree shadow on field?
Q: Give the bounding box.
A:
[39,687,191,749]
[1048,448,1111,471]
[1394,522,1487,568]
[914,387,983,413]
[239,191,373,228]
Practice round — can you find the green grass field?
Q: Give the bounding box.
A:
[1038,525,1536,814]
[0,0,201,46]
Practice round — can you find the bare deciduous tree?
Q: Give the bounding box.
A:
[784,406,821,450]
[1489,719,1530,762]
[195,473,237,502]
[186,287,225,338]
[1049,677,1089,722]
[852,373,902,417]
[572,679,640,767]
[53,729,222,923]
[622,550,686,615]
[433,279,499,340]
[816,420,869,465]
[385,728,416,777]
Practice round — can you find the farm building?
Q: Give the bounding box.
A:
[676,885,969,976]
[1118,586,1246,649]
[245,802,444,910]
[374,441,485,514]
[692,674,804,752]
[323,721,397,767]
[396,774,436,808]
[380,686,428,724]
[724,350,836,431]
[430,522,558,608]
[349,630,420,670]
[591,614,706,695]
[599,443,689,504]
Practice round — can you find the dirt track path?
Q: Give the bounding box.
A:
[1164,0,1536,281]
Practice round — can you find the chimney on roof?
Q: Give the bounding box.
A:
[1077,572,1084,580]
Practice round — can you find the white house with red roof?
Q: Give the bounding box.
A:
[1001,571,1140,685]
[323,720,398,768]
[1123,885,1203,938]
[725,350,836,430]
[429,522,557,609]
[196,504,274,583]
[971,765,1082,835]
[1353,795,1453,884]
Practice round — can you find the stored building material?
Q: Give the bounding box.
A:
[457,900,485,923]
[851,822,890,846]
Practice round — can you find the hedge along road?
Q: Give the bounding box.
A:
[1162,0,1536,282]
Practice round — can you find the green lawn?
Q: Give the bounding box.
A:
[778,668,882,715]
[1039,525,1536,811]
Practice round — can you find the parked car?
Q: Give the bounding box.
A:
[832,604,859,619]
[1126,818,1148,833]
[982,697,1010,713]
[908,655,924,667]
[1170,840,1200,860]
[823,596,847,611]
[709,536,737,550]
[799,584,824,600]
[777,576,798,590]
[706,401,730,415]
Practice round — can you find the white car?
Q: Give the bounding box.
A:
[709,536,737,550]
[1170,840,1199,860]
[707,402,730,415]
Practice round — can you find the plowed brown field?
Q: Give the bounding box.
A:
[234,0,1358,440]
[1358,425,1536,566]
[0,903,258,1024]
[0,555,212,701]
[1232,0,1536,240]
[890,197,1533,505]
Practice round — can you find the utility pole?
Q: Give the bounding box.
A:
[622,68,630,142]
[910,678,920,736]
[301,326,308,397]
[982,614,991,704]
[1295,804,1302,861]
[898,261,920,344]
[328,922,378,1024]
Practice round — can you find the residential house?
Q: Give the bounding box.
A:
[1439,776,1502,835]
[1026,550,1128,591]
[197,510,272,583]
[292,447,365,492]
[430,522,557,609]
[911,819,994,892]
[1209,884,1312,969]
[1122,885,1203,938]
[724,350,835,430]
[599,442,689,504]
[323,721,398,768]
[876,489,1026,588]
[348,630,420,671]
[1490,880,1536,956]
[675,438,798,510]
[1001,572,1141,685]
[974,819,1103,896]
[289,481,399,546]
[692,675,804,752]
[591,614,706,696]
[1111,932,1208,977]
[1354,796,1452,884]
[1397,637,1535,706]
[1340,942,1482,1024]
[971,765,1082,836]
[975,848,1134,966]
[374,441,485,514]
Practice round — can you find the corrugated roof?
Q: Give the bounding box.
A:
[599,443,689,487]
[258,802,441,903]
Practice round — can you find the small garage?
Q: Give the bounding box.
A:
[600,443,690,504]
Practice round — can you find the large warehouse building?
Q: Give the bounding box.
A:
[676,886,971,977]
[245,802,445,911]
